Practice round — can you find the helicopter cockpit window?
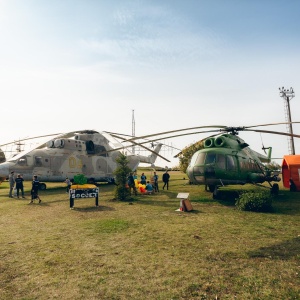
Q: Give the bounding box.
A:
[94,145,108,157]
[17,157,27,166]
[226,155,236,171]
[205,153,216,164]
[85,140,108,157]
[190,152,206,167]
[196,152,206,165]
[216,154,226,169]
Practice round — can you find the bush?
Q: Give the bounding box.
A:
[113,153,132,201]
[73,174,87,185]
[235,190,273,212]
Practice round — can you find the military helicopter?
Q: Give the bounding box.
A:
[111,122,300,198]
[0,130,168,189]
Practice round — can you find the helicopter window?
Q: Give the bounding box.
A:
[18,157,27,166]
[35,156,43,167]
[190,152,206,166]
[216,154,226,169]
[249,159,257,171]
[94,145,108,157]
[226,155,236,171]
[86,141,95,154]
[205,153,216,164]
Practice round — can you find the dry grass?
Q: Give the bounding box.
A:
[0,170,299,299]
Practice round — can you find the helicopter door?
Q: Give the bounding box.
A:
[225,155,238,180]
[204,153,216,178]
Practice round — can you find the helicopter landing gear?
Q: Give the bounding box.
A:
[270,183,279,196]
[212,186,219,199]
[39,183,47,190]
[208,185,215,193]
[87,178,96,185]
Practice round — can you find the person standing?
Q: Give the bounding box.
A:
[15,174,25,199]
[128,172,137,196]
[162,170,170,190]
[8,171,15,198]
[65,177,72,193]
[140,173,147,185]
[30,175,41,203]
[153,171,159,192]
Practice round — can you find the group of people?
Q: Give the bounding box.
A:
[127,170,170,195]
[8,171,41,203]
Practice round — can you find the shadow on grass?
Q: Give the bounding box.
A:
[71,205,115,212]
[133,198,178,208]
[215,190,239,206]
[248,237,300,260]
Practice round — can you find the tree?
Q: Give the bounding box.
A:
[178,140,204,173]
[265,161,281,171]
[113,153,132,201]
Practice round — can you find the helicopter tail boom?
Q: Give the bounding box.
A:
[137,143,164,164]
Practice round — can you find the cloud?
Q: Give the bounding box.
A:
[79,3,226,69]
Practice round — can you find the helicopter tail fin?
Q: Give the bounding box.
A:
[253,147,272,163]
[267,147,272,161]
[148,143,163,164]
[138,143,165,164]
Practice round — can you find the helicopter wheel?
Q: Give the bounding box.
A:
[212,186,219,199]
[88,178,96,185]
[270,183,279,196]
[208,185,215,193]
[39,183,47,190]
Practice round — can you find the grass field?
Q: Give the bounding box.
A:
[0,170,299,299]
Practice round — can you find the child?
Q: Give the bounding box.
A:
[30,175,41,203]
[65,177,72,193]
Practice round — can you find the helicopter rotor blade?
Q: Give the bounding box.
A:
[109,133,171,162]
[244,121,300,129]
[173,133,220,158]
[243,128,300,138]
[0,133,62,148]
[116,125,227,142]
[102,128,222,155]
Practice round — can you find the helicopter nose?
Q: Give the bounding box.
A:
[187,166,206,183]
[0,162,12,182]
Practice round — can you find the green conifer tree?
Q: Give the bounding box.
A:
[113,153,132,200]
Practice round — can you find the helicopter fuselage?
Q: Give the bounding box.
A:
[0,131,162,185]
[186,134,280,190]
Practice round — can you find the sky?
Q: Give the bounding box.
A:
[0,0,300,167]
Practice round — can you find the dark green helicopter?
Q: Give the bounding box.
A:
[110,122,300,198]
[185,127,281,197]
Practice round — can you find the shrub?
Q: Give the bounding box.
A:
[113,153,132,201]
[235,190,273,212]
[73,174,87,185]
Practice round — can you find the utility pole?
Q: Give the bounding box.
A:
[132,109,135,154]
[279,87,295,155]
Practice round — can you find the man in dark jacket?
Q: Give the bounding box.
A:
[30,175,41,203]
[128,172,137,196]
[162,170,170,190]
[15,174,25,198]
